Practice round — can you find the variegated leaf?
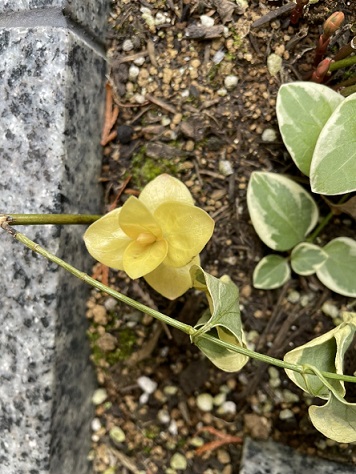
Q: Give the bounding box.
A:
[310,92,356,195]
[247,172,319,251]
[291,242,327,276]
[253,255,290,289]
[277,82,343,176]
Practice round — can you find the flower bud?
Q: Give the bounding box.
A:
[323,12,344,40]
[311,58,332,84]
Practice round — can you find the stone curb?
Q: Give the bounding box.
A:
[0,3,108,473]
[240,437,355,474]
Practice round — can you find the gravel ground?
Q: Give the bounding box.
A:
[86,1,356,473]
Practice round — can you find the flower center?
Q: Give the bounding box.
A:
[136,232,157,246]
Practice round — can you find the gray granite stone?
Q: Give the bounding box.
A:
[0,0,109,37]
[240,437,355,474]
[0,13,106,474]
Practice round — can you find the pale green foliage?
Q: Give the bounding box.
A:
[277,82,356,195]
[309,393,356,443]
[247,172,319,251]
[190,265,249,372]
[78,175,356,441]
[291,243,327,276]
[247,171,356,296]
[310,93,356,195]
[253,255,290,289]
[316,238,356,297]
[276,82,343,176]
[284,312,356,442]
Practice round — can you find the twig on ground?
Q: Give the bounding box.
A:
[101,83,119,146]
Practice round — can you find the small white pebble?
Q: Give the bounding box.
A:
[161,116,171,126]
[235,0,249,12]
[91,418,102,432]
[134,56,146,66]
[109,426,126,443]
[322,302,339,319]
[163,385,178,396]
[196,393,214,412]
[122,39,134,52]
[190,436,204,447]
[155,12,169,25]
[168,419,178,436]
[213,392,226,407]
[213,50,225,64]
[300,294,310,307]
[157,409,170,424]
[217,401,236,415]
[170,453,187,470]
[92,388,108,405]
[267,53,282,76]
[142,12,155,30]
[103,298,117,311]
[287,290,300,304]
[261,128,277,142]
[137,376,157,394]
[224,75,238,90]
[217,88,228,97]
[282,389,300,404]
[139,393,149,404]
[133,94,146,104]
[279,408,294,420]
[128,65,140,81]
[219,160,234,176]
[268,366,280,380]
[200,15,214,28]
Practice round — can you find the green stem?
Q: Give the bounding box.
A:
[1,223,356,385]
[2,214,102,225]
[329,55,356,72]
[199,334,356,384]
[307,194,350,243]
[306,211,334,243]
[340,84,356,97]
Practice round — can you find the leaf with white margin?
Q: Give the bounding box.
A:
[276,82,343,176]
[284,312,356,399]
[310,92,356,195]
[247,172,319,251]
[253,255,290,289]
[190,265,249,372]
[316,237,356,297]
[309,392,356,443]
[291,242,327,276]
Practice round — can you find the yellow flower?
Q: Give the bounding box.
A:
[84,174,214,299]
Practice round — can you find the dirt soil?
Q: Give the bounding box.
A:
[86,1,356,473]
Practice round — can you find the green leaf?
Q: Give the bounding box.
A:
[284,313,356,399]
[253,255,290,289]
[309,393,356,443]
[310,92,356,195]
[316,237,356,297]
[291,242,327,276]
[247,172,319,251]
[190,266,249,372]
[276,82,343,176]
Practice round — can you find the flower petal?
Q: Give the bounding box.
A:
[123,239,168,279]
[139,174,194,213]
[119,196,162,239]
[154,202,214,267]
[144,256,200,299]
[83,208,131,270]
